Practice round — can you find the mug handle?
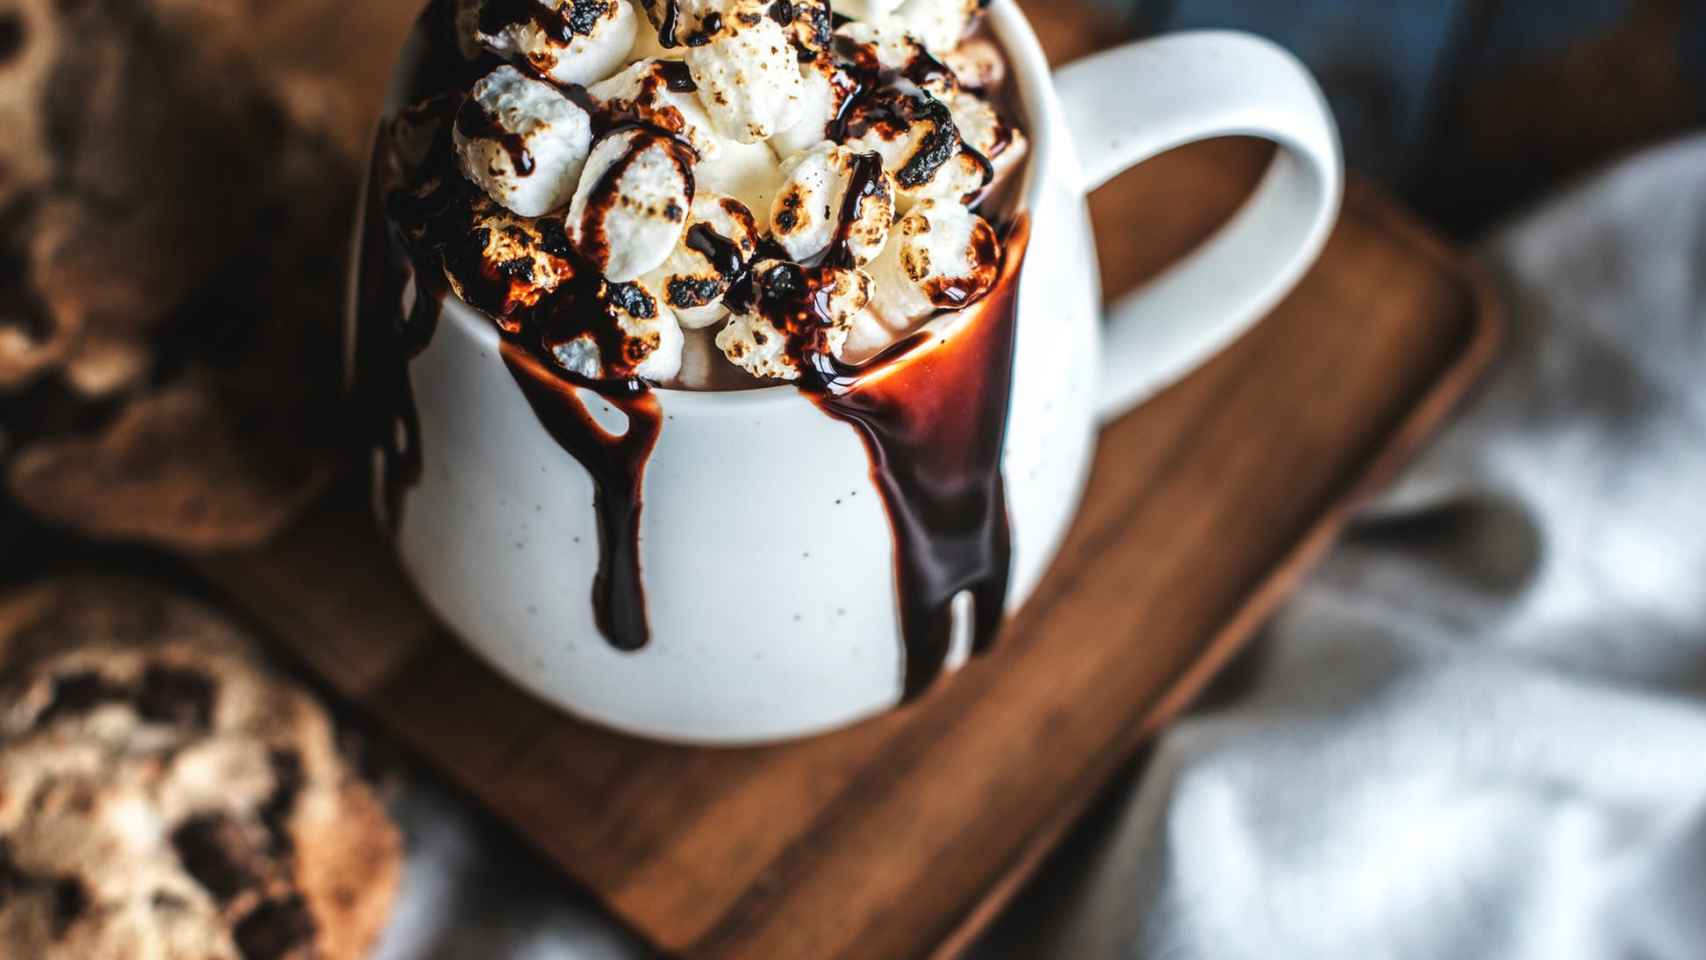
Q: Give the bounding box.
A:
[1054,31,1344,421]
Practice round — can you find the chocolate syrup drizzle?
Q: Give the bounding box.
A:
[654,0,680,47]
[359,2,682,648]
[721,150,1030,696]
[825,36,992,200]
[684,223,743,276]
[354,122,449,534]
[501,345,662,650]
[362,0,1029,695]
[654,59,698,92]
[456,97,536,175]
[805,215,1029,699]
[480,0,612,44]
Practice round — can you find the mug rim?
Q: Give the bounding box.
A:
[435,0,1059,412]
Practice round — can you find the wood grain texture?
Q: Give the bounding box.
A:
[198,2,1504,958]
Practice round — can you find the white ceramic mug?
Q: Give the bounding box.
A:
[366,2,1342,744]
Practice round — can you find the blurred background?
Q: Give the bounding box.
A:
[1130,0,1706,233]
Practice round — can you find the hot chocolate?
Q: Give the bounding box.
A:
[358,0,1031,697]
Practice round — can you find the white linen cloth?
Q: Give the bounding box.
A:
[975,131,1706,960]
[377,133,1706,959]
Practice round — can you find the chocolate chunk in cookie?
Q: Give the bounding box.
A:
[235,895,318,960]
[136,664,217,729]
[171,816,266,903]
[0,578,401,959]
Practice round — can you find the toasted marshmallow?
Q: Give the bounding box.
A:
[944,89,1007,158]
[589,58,718,154]
[768,56,859,158]
[567,128,695,282]
[686,14,805,143]
[832,20,931,80]
[843,307,899,361]
[469,0,638,86]
[587,57,784,217]
[443,196,580,323]
[888,0,980,55]
[830,0,905,23]
[547,280,685,381]
[698,140,787,227]
[865,199,1000,327]
[774,0,834,62]
[455,66,595,217]
[840,85,989,209]
[832,22,958,101]
[770,142,895,265]
[632,0,717,44]
[942,36,1005,90]
[642,193,761,328]
[947,88,1028,194]
[716,261,871,379]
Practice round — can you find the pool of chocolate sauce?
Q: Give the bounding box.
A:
[356,0,1032,700]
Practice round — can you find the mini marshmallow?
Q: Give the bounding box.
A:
[567,127,695,282]
[830,0,905,24]
[634,0,721,44]
[643,0,823,57]
[469,0,638,86]
[547,279,685,381]
[698,138,788,226]
[888,0,980,55]
[455,65,595,217]
[770,142,895,265]
[832,20,929,78]
[947,88,1028,195]
[840,85,989,209]
[843,308,899,362]
[587,58,784,217]
[774,0,834,62]
[641,192,760,328]
[831,22,957,100]
[716,261,871,379]
[942,36,1006,90]
[768,57,859,158]
[442,196,580,322]
[686,13,805,143]
[591,59,722,150]
[944,89,1006,158]
[865,198,999,328]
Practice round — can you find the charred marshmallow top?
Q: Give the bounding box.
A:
[455,65,595,216]
[465,0,640,85]
[408,0,1024,386]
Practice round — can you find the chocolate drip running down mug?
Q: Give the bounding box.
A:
[354,3,1342,744]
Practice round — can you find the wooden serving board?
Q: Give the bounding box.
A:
[200,3,1503,959]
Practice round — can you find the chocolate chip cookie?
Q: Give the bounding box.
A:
[0,578,401,958]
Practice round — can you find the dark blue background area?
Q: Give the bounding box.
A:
[1111,0,1706,231]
